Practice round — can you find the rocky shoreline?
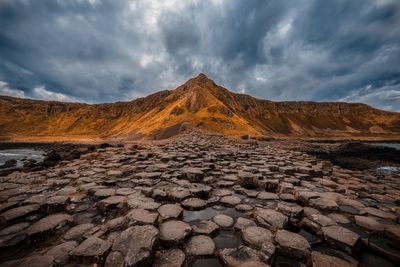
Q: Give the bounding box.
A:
[0,132,399,266]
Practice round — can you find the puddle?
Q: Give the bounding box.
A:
[214,230,243,250]
[187,258,222,267]
[183,206,245,222]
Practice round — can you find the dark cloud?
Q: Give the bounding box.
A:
[0,0,399,110]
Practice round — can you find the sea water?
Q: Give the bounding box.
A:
[0,148,45,168]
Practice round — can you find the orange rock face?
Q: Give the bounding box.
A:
[1,73,399,141]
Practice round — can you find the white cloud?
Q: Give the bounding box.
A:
[0,81,26,98]
[32,86,80,102]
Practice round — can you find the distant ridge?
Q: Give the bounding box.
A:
[1,73,400,141]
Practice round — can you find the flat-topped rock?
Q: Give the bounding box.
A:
[64,223,98,241]
[71,236,111,263]
[192,220,219,235]
[257,192,279,200]
[242,226,273,249]
[45,240,78,265]
[154,249,185,267]
[322,225,361,254]
[157,204,183,221]
[354,215,385,232]
[185,235,215,256]
[213,214,234,228]
[182,198,207,210]
[42,196,70,213]
[256,208,288,230]
[219,246,265,267]
[220,195,241,206]
[0,204,40,225]
[98,196,126,211]
[274,230,311,260]
[311,251,356,267]
[234,217,256,231]
[27,213,72,240]
[106,225,158,267]
[159,220,192,245]
[127,209,158,225]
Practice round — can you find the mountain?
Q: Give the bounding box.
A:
[1,73,400,141]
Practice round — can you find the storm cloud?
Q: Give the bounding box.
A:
[0,0,399,110]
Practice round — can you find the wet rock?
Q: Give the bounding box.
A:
[192,220,219,236]
[127,209,158,225]
[0,204,41,225]
[106,225,158,267]
[185,235,215,256]
[322,225,361,254]
[234,217,256,231]
[256,208,288,230]
[70,236,111,263]
[157,204,183,221]
[45,240,78,265]
[159,220,192,245]
[274,230,311,260]
[242,226,273,249]
[27,213,72,241]
[64,223,98,241]
[259,241,276,263]
[154,249,185,267]
[219,245,264,266]
[182,198,207,210]
[213,214,234,228]
[220,195,242,206]
[311,251,356,267]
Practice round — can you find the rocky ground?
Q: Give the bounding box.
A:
[0,132,399,267]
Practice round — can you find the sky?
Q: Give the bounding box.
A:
[0,0,400,111]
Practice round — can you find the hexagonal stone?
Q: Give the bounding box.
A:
[192,220,219,236]
[93,189,115,199]
[127,209,158,225]
[27,213,72,241]
[364,207,397,221]
[182,198,207,210]
[167,188,191,202]
[45,241,78,265]
[234,217,256,231]
[257,192,279,200]
[276,202,303,219]
[159,220,192,245]
[98,196,126,211]
[219,246,265,267]
[42,196,70,213]
[64,223,98,241]
[354,215,385,232]
[242,226,273,249]
[322,225,361,254]
[0,204,41,225]
[256,208,288,230]
[182,167,204,182]
[0,222,30,236]
[213,214,234,228]
[157,204,183,221]
[185,235,215,256]
[311,251,355,267]
[71,236,111,263]
[309,197,338,211]
[105,225,158,267]
[235,204,254,212]
[127,197,161,211]
[154,249,185,267]
[274,230,311,260]
[220,195,241,206]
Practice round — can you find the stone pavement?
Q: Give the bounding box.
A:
[0,132,399,266]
